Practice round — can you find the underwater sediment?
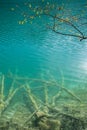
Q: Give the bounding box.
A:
[0,73,87,130]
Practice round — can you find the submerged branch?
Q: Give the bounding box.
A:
[44,86,49,105]
[7,74,81,103]
[6,85,24,107]
[25,83,39,110]
[62,87,81,102]
[0,75,5,100]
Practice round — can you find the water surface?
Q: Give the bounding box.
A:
[0,0,87,89]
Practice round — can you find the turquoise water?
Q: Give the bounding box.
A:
[0,0,87,89]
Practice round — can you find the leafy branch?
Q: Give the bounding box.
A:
[15,1,87,41]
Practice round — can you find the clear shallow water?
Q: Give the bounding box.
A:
[0,0,87,90]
